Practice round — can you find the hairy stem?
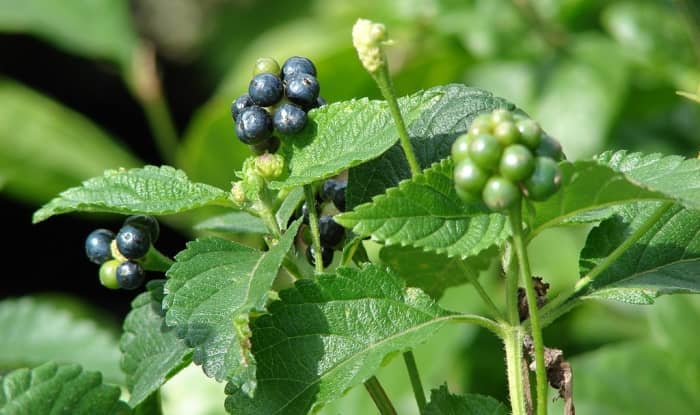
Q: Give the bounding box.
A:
[364,376,398,415]
[303,184,324,273]
[503,325,527,415]
[509,202,547,415]
[403,351,427,413]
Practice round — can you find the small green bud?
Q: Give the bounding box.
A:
[254,153,285,180]
[352,18,392,74]
[230,181,247,206]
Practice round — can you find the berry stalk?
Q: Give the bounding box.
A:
[303,184,324,274]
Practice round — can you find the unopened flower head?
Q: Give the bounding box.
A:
[352,19,392,74]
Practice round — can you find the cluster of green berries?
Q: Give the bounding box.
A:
[84,215,159,290]
[231,56,325,155]
[452,109,564,210]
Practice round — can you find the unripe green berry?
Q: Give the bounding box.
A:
[468,133,502,171]
[468,114,493,136]
[254,153,285,180]
[490,108,514,124]
[451,133,471,163]
[516,119,542,149]
[254,57,281,76]
[455,185,480,203]
[99,259,121,290]
[454,158,489,193]
[499,144,535,182]
[493,121,520,146]
[535,134,564,161]
[482,176,521,211]
[522,157,562,201]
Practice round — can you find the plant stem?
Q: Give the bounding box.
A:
[509,201,547,415]
[403,351,426,413]
[141,246,174,272]
[372,67,421,177]
[142,96,179,165]
[257,202,282,238]
[503,325,527,415]
[459,261,506,322]
[304,184,324,273]
[364,376,398,415]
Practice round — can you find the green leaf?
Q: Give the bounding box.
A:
[0,297,122,384]
[0,79,139,206]
[347,84,516,209]
[269,88,444,189]
[577,202,700,304]
[0,0,136,68]
[33,165,231,223]
[120,281,192,408]
[194,212,268,235]
[336,159,509,259]
[276,187,304,231]
[379,245,497,299]
[0,362,127,415]
[224,264,459,415]
[163,220,300,383]
[424,384,508,415]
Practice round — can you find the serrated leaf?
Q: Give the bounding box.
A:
[0,362,126,415]
[348,84,516,209]
[33,165,231,223]
[336,159,509,259]
[0,297,122,384]
[379,245,497,299]
[425,384,508,415]
[194,212,268,235]
[163,220,300,384]
[224,264,459,415]
[269,88,443,189]
[577,202,700,303]
[120,281,192,407]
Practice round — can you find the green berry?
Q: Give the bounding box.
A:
[523,157,562,201]
[493,121,520,146]
[490,108,513,124]
[455,185,480,203]
[499,144,535,182]
[535,134,564,161]
[254,57,281,76]
[451,133,471,163]
[468,114,493,136]
[482,176,521,211]
[454,158,489,193]
[99,259,121,290]
[468,133,502,171]
[516,119,542,149]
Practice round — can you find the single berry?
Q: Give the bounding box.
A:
[468,114,493,136]
[253,57,281,76]
[85,228,115,264]
[499,144,535,182]
[281,56,317,80]
[493,121,520,146]
[124,215,159,243]
[116,261,146,290]
[490,108,514,124]
[482,176,521,211]
[116,224,151,259]
[285,73,320,108]
[332,182,346,212]
[454,159,489,194]
[522,157,562,201]
[319,215,344,247]
[535,134,564,161]
[468,133,502,171]
[306,244,333,268]
[451,133,471,163]
[455,185,480,202]
[273,103,307,134]
[235,106,273,144]
[99,259,121,290]
[320,179,339,203]
[516,119,542,149]
[231,94,254,122]
[248,73,284,107]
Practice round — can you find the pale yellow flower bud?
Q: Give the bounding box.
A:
[352,19,392,74]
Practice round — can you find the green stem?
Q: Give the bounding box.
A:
[257,202,282,238]
[140,246,174,272]
[372,66,421,177]
[364,376,398,415]
[134,390,163,415]
[142,96,179,165]
[503,325,527,415]
[459,262,506,322]
[304,185,324,273]
[403,351,426,413]
[509,202,547,415]
[504,243,520,326]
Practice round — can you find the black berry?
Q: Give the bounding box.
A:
[281,56,317,80]
[231,94,254,122]
[318,215,344,247]
[250,136,280,155]
[235,106,273,144]
[285,73,320,108]
[273,103,307,134]
[124,215,159,243]
[248,73,284,107]
[306,244,333,268]
[116,224,151,259]
[333,182,346,212]
[85,228,115,264]
[116,261,146,290]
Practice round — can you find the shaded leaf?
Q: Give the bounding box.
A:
[276,187,304,231]
[163,220,300,383]
[425,384,508,415]
[33,165,231,223]
[337,159,509,259]
[120,281,192,407]
[224,264,459,415]
[0,362,126,415]
[194,212,268,235]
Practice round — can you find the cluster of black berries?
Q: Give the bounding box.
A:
[84,215,159,290]
[452,109,564,211]
[231,56,325,155]
[294,178,346,268]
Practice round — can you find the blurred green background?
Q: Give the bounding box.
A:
[1,0,700,413]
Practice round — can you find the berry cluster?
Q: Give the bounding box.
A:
[84,215,159,290]
[231,56,325,155]
[452,109,564,211]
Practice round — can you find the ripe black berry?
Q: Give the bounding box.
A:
[306,244,333,268]
[124,215,159,243]
[116,261,146,290]
[285,73,320,108]
[248,73,284,107]
[281,56,317,80]
[273,103,307,134]
[318,215,344,247]
[231,94,254,122]
[333,182,346,211]
[116,224,151,260]
[235,106,273,144]
[85,228,115,264]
